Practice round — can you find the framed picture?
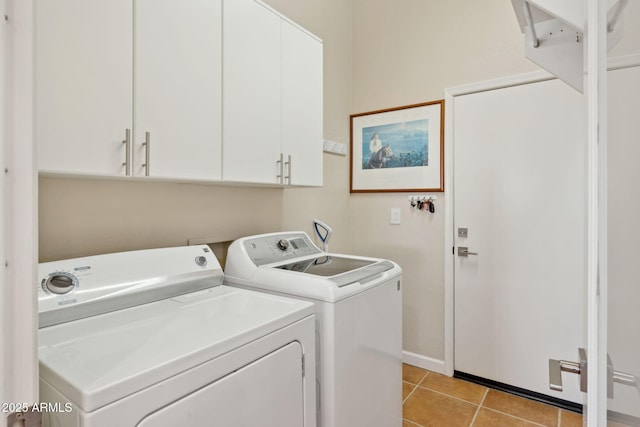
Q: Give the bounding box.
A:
[350,100,444,193]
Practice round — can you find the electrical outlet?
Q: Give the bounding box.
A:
[390,208,401,225]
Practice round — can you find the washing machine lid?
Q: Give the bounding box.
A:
[275,255,395,287]
[224,232,402,302]
[38,285,313,413]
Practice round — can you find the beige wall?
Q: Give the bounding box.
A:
[350,0,640,362]
[39,178,283,261]
[39,0,353,262]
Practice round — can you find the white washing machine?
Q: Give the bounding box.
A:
[224,232,403,427]
[37,245,316,427]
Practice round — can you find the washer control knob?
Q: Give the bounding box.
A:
[195,256,208,267]
[45,273,76,294]
[277,239,290,251]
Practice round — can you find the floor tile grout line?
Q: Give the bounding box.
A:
[402,418,423,427]
[413,383,487,406]
[402,368,430,387]
[469,388,489,427]
[402,382,419,405]
[416,370,429,386]
[401,371,429,406]
[478,407,550,427]
[404,367,562,427]
[482,387,560,427]
[479,389,561,426]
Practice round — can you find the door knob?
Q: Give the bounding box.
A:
[548,348,587,393]
[457,247,478,257]
[548,348,639,398]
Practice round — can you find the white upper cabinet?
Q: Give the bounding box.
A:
[36,0,321,186]
[282,20,323,187]
[222,0,282,184]
[134,0,222,181]
[223,0,323,186]
[36,0,133,176]
[37,0,222,181]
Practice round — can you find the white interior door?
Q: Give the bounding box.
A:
[453,77,587,404]
[606,65,640,425]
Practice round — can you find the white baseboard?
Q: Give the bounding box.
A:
[402,351,446,375]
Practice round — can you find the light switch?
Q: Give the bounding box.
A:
[323,140,347,156]
[390,208,401,225]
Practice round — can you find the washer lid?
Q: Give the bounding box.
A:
[275,255,395,287]
[38,286,313,413]
[224,232,403,302]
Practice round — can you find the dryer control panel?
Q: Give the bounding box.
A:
[243,232,322,266]
[38,245,223,328]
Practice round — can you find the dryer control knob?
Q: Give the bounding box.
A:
[277,239,290,251]
[195,256,208,267]
[45,273,77,294]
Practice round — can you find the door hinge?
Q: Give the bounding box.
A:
[7,410,42,427]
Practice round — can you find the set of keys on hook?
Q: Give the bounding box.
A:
[409,196,435,213]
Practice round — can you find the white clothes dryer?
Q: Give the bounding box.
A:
[37,245,316,427]
[224,232,403,427]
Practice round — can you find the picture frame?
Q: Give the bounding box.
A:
[350,100,444,193]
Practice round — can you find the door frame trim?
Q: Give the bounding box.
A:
[442,53,640,378]
[1,0,39,417]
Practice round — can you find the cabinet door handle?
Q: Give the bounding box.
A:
[276,153,284,184]
[141,131,150,176]
[122,128,131,176]
[285,154,292,185]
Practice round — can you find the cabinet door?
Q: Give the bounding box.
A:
[223,0,282,184]
[282,22,323,186]
[36,0,132,176]
[134,0,222,180]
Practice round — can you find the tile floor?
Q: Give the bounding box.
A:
[402,364,583,427]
